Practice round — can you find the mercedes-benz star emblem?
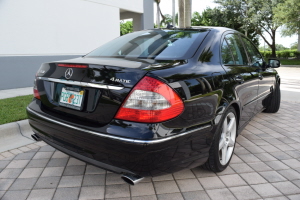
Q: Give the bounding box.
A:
[65,68,73,79]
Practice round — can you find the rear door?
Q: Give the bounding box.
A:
[221,33,259,128]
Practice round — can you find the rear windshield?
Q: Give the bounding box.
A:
[86,29,209,60]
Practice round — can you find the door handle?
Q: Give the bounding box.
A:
[235,75,244,84]
[258,74,263,80]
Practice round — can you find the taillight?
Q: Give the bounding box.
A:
[33,79,40,100]
[115,76,184,123]
[57,63,88,68]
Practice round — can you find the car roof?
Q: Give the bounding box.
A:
[191,26,233,31]
[151,26,234,33]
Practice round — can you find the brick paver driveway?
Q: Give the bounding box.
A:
[1,101,300,200]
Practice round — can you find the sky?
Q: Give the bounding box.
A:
[155,0,298,48]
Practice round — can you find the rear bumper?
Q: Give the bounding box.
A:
[27,100,213,177]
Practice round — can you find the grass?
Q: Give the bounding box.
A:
[0,95,33,125]
[279,59,300,65]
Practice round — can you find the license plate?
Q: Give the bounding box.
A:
[59,87,84,110]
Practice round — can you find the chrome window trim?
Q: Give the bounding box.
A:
[37,77,124,90]
[27,107,211,144]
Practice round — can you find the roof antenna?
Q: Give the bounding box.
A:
[166,23,173,29]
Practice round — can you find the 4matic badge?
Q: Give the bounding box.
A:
[110,77,131,83]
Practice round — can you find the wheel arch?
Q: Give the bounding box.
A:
[230,102,240,127]
[214,99,241,133]
[276,73,281,85]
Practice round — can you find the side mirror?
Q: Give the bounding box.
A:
[268,59,281,68]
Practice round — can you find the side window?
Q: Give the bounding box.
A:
[241,37,264,67]
[221,39,234,65]
[225,34,248,65]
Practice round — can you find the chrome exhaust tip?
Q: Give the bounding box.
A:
[121,174,144,185]
[31,134,41,141]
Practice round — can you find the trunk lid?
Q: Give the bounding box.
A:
[36,57,149,126]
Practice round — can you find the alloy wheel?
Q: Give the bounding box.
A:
[218,112,236,165]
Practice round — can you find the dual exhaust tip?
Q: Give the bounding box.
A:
[31,134,144,185]
[121,174,144,185]
[31,134,42,141]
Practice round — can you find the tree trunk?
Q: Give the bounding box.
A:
[184,0,191,27]
[298,30,300,51]
[271,30,276,58]
[258,28,278,58]
[156,3,160,28]
[178,0,185,28]
[271,44,276,58]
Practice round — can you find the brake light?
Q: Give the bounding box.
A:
[115,76,184,123]
[57,64,88,68]
[33,88,40,99]
[33,79,40,100]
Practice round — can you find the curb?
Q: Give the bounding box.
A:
[281,65,300,68]
[0,119,35,153]
[0,86,33,100]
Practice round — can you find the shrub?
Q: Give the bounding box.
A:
[281,51,290,59]
[259,50,300,59]
[294,51,300,59]
[265,51,272,58]
[290,50,297,57]
[276,51,282,58]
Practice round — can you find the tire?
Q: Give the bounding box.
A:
[203,106,237,172]
[263,83,281,113]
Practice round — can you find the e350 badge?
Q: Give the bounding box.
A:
[110,77,131,83]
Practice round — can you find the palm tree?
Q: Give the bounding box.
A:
[154,0,166,28]
[178,0,185,28]
[178,0,192,28]
[184,0,191,27]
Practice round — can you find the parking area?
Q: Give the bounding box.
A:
[0,101,299,200]
[0,66,300,200]
[277,67,300,102]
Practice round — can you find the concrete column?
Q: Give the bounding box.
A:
[142,0,154,30]
[133,14,142,32]
[172,0,176,26]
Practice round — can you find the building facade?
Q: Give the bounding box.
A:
[0,0,153,89]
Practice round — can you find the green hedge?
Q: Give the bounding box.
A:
[260,51,273,58]
[260,50,300,59]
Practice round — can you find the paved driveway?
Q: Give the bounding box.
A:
[0,101,300,200]
[276,67,300,102]
[1,66,300,200]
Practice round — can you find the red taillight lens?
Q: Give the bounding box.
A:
[33,88,40,99]
[57,64,88,68]
[115,76,184,123]
[33,79,40,99]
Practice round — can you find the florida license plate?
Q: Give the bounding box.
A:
[59,87,84,110]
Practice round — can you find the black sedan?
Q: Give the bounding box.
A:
[27,27,281,185]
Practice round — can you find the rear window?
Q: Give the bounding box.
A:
[86,29,209,60]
